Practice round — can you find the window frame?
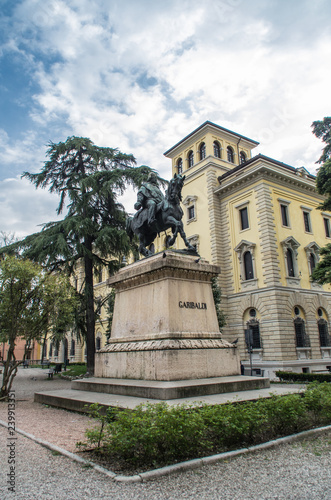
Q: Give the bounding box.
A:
[243,250,254,280]
[246,319,262,349]
[304,242,320,278]
[187,150,194,168]
[176,158,183,175]
[278,198,291,228]
[188,205,195,221]
[318,319,331,347]
[227,146,234,163]
[294,317,310,348]
[281,204,290,227]
[234,239,257,285]
[183,195,198,225]
[239,151,247,164]
[199,142,206,161]
[301,206,313,233]
[239,206,249,231]
[323,215,331,238]
[281,236,301,283]
[213,141,221,158]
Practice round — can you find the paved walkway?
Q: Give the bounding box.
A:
[0,368,330,499]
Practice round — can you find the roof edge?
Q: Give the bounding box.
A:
[164,121,259,156]
[218,154,316,182]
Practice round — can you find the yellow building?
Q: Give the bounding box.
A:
[45,263,110,366]
[153,121,331,378]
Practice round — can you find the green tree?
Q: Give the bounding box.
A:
[311,117,331,283]
[5,137,163,374]
[211,277,226,330]
[0,256,78,399]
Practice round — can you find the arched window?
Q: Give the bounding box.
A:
[188,150,194,168]
[318,319,330,347]
[213,141,221,158]
[227,146,234,163]
[54,343,59,357]
[305,243,320,277]
[70,339,75,356]
[49,343,53,357]
[294,317,310,347]
[96,337,101,351]
[240,151,246,164]
[286,248,295,277]
[177,158,183,174]
[309,253,316,274]
[244,251,254,280]
[246,318,261,349]
[199,142,206,160]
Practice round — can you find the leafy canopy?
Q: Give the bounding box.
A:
[18,136,158,273]
[311,117,331,164]
[0,255,78,345]
[311,117,331,283]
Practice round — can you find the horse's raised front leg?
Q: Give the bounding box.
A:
[139,236,153,257]
[178,222,196,252]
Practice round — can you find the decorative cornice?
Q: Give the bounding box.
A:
[215,161,319,198]
[99,338,234,352]
[107,251,220,291]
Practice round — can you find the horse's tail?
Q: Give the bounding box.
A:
[126,216,134,241]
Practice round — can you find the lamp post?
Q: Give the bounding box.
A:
[245,328,254,376]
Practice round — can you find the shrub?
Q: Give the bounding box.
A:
[103,402,210,465]
[276,370,331,383]
[303,382,331,425]
[80,384,331,468]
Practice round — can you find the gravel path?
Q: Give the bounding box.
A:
[0,368,330,499]
[0,427,330,500]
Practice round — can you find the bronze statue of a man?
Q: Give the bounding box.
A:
[134,172,164,225]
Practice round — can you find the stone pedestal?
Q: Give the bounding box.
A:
[95,251,240,383]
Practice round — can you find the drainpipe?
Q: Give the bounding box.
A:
[236,137,242,165]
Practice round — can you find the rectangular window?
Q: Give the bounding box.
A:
[303,211,312,233]
[240,207,249,230]
[280,205,289,227]
[324,218,331,238]
[188,205,195,220]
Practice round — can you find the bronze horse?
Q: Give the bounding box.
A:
[126,174,196,257]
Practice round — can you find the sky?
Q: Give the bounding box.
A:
[0,0,330,238]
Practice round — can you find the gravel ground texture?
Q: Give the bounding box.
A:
[0,367,330,499]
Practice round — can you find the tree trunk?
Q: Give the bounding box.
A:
[0,341,20,400]
[84,237,95,375]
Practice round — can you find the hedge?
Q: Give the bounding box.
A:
[276,370,331,383]
[78,382,331,468]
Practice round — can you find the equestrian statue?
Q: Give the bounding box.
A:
[126,172,197,257]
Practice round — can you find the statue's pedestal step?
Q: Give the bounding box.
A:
[34,375,271,412]
[71,375,269,399]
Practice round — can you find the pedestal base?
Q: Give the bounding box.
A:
[95,339,239,380]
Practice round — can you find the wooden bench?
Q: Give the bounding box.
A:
[46,369,54,379]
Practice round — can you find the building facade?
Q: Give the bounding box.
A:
[153,121,331,378]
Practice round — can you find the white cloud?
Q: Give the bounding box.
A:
[0,176,62,238]
[1,0,331,236]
